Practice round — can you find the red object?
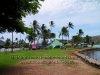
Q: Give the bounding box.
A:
[31,44,37,50]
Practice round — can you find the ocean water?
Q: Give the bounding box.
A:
[82,45,100,62]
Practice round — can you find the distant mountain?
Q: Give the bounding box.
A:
[91,35,100,44]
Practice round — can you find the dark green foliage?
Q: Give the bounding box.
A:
[0,0,44,33]
[4,38,10,49]
[78,29,84,36]
[72,35,83,43]
[84,35,91,44]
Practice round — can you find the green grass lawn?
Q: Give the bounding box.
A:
[0,47,86,71]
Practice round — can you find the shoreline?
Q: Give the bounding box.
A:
[74,48,100,69]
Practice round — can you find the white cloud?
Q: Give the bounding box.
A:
[1,0,100,41]
[39,0,100,15]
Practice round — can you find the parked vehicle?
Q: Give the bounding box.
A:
[31,44,43,50]
[73,43,88,47]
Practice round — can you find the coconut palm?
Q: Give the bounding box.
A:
[85,35,91,44]
[26,32,37,45]
[50,32,56,43]
[67,22,74,42]
[78,29,84,36]
[40,24,47,47]
[59,26,68,43]
[31,20,40,44]
[15,37,18,47]
[49,21,55,31]
[76,29,84,43]
[40,24,53,48]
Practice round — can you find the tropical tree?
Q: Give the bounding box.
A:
[72,35,82,44]
[59,26,68,43]
[49,21,56,43]
[4,38,10,52]
[19,39,25,47]
[26,32,36,49]
[67,22,74,42]
[40,24,53,48]
[84,35,91,44]
[40,24,47,47]
[50,33,56,42]
[11,32,13,53]
[15,37,18,47]
[78,29,84,36]
[31,20,40,44]
[49,21,55,31]
[77,29,84,43]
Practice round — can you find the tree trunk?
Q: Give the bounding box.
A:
[62,34,63,43]
[11,32,13,53]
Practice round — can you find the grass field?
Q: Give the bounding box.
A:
[0,48,83,71]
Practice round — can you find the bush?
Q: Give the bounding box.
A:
[65,43,72,47]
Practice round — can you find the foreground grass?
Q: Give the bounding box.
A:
[0,47,88,71]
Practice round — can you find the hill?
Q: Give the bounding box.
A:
[91,35,100,44]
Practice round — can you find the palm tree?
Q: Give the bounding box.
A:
[49,21,56,43]
[31,20,40,44]
[25,27,37,49]
[76,29,84,43]
[49,21,55,31]
[11,31,13,53]
[67,22,74,42]
[78,29,84,36]
[40,24,47,47]
[59,26,68,43]
[15,37,18,47]
[64,28,69,43]
[50,32,56,43]
[85,35,91,44]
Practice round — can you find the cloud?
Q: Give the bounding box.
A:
[22,0,100,27]
[39,0,100,15]
[1,0,100,42]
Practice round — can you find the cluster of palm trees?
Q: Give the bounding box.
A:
[0,20,93,52]
[26,20,75,48]
[26,20,56,48]
[72,29,92,45]
[59,22,74,43]
[72,29,84,44]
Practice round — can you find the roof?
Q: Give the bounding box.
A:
[0,40,5,46]
[48,39,64,48]
[59,40,67,43]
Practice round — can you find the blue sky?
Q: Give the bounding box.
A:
[0,0,100,43]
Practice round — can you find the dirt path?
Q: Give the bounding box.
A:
[0,52,100,75]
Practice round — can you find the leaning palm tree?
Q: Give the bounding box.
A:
[26,34,34,49]
[30,20,40,44]
[67,22,74,42]
[40,24,48,48]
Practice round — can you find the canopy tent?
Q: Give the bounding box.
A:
[48,39,64,48]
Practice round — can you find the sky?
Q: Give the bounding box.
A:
[0,0,100,43]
